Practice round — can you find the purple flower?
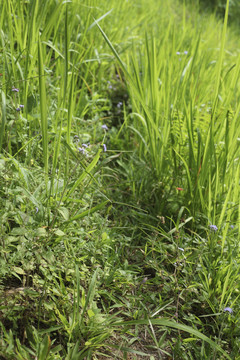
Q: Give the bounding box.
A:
[142,277,148,284]
[82,143,88,148]
[12,87,19,92]
[19,104,24,108]
[16,107,21,111]
[230,225,234,229]
[78,147,85,154]
[103,144,107,152]
[184,51,188,55]
[107,81,113,90]
[117,102,123,109]
[36,207,39,213]
[224,307,233,314]
[209,225,218,231]
[176,51,180,55]
[101,124,108,131]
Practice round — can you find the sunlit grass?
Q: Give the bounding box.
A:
[0,0,240,358]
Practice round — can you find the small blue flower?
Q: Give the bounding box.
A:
[117,101,123,109]
[101,124,108,131]
[103,144,107,152]
[230,225,234,229]
[224,307,233,314]
[142,277,148,284]
[209,225,218,231]
[82,143,88,148]
[176,51,180,55]
[12,87,19,92]
[184,50,188,55]
[78,147,85,154]
[36,207,39,213]
[107,81,113,90]
[19,104,24,108]
[16,107,21,111]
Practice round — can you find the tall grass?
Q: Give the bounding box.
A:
[99,0,239,231]
[0,0,240,358]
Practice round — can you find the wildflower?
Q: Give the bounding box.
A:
[209,224,218,232]
[103,144,107,152]
[142,277,148,284]
[78,147,85,154]
[117,101,123,109]
[16,107,21,111]
[178,247,184,252]
[107,81,113,90]
[176,187,184,191]
[174,262,183,267]
[176,51,180,55]
[184,51,188,55]
[12,87,19,92]
[36,207,39,213]
[19,104,24,109]
[224,307,233,314]
[230,225,234,229]
[82,143,88,148]
[101,124,108,131]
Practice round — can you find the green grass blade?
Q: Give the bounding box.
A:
[0,90,6,152]
[65,148,102,200]
[79,269,98,328]
[212,0,230,119]
[115,318,231,359]
[38,34,48,192]
[67,200,109,223]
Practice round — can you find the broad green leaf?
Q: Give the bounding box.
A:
[38,335,51,360]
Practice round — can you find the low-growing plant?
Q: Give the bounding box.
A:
[1,0,240,358]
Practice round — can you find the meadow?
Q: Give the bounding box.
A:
[0,0,240,359]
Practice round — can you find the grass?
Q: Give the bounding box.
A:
[0,0,240,358]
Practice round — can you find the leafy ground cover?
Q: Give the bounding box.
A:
[0,0,240,359]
